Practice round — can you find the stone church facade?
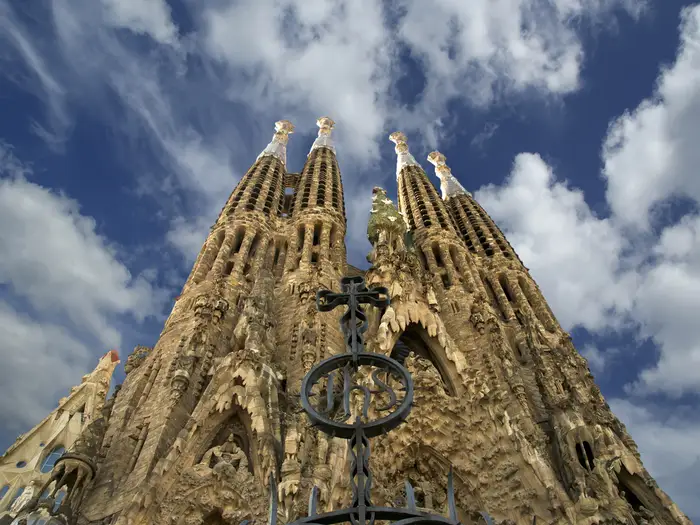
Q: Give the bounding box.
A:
[0,118,692,525]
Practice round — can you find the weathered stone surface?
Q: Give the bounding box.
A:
[0,123,692,525]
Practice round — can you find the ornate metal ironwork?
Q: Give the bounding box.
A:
[268,275,474,525]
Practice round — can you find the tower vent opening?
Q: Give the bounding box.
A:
[313,223,322,246]
[499,275,515,303]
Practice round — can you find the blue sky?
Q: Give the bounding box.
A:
[0,0,699,519]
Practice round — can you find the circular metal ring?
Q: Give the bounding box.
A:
[300,352,414,439]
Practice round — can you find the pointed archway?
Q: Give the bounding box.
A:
[393,323,461,396]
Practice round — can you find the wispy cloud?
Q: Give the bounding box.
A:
[0,0,644,263]
[470,122,500,150]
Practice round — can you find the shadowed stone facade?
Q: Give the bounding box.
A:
[0,119,692,525]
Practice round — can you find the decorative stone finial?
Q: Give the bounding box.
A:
[309,116,336,154]
[389,131,420,179]
[427,151,471,200]
[258,120,295,165]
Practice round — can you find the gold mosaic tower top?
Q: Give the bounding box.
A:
[0,121,692,525]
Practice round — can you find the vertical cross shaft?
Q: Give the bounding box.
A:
[316,276,389,361]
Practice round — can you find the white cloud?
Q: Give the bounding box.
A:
[201,0,642,157]
[0,2,70,146]
[627,214,700,395]
[395,0,643,146]
[100,0,178,45]
[0,0,646,265]
[0,174,161,345]
[202,0,395,162]
[475,153,637,332]
[476,150,700,396]
[0,303,93,432]
[603,5,700,229]
[580,344,619,374]
[0,143,165,429]
[610,399,700,521]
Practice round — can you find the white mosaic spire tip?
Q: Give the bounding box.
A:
[389,131,420,179]
[257,120,295,165]
[309,116,336,154]
[427,150,471,200]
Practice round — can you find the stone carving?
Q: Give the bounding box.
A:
[124,346,152,375]
[5,119,691,525]
[200,434,249,476]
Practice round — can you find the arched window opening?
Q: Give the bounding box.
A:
[329,224,337,249]
[480,274,502,318]
[418,250,429,271]
[232,228,246,254]
[311,252,319,264]
[297,225,305,252]
[441,273,451,288]
[247,233,261,259]
[449,246,461,274]
[53,489,66,512]
[583,441,595,470]
[514,344,523,359]
[223,261,234,276]
[272,245,281,267]
[313,223,322,246]
[614,468,646,512]
[40,446,65,473]
[575,441,595,471]
[203,509,227,525]
[395,327,455,396]
[498,275,514,304]
[432,244,444,267]
[0,485,9,500]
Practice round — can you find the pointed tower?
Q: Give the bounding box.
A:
[75,122,297,524]
[367,144,693,523]
[68,119,350,525]
[279,117,347,389]
[285,117,346,275]
[0,350,119,519]
[390,132,478,295]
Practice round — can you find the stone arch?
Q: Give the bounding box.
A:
[185,358,281,483]
[194,408,255,475]
[393,323,462,396]
[611,463,680,522]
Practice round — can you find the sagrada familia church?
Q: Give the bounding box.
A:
[0,119,693,525]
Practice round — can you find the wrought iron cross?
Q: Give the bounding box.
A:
[316,276,389,361]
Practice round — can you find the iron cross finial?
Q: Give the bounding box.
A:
[316,276,389,359]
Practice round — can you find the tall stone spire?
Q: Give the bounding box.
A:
[257,119,295,165]
[427,151,472,199]
[389,131,420,178]
[309,116,335,154]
